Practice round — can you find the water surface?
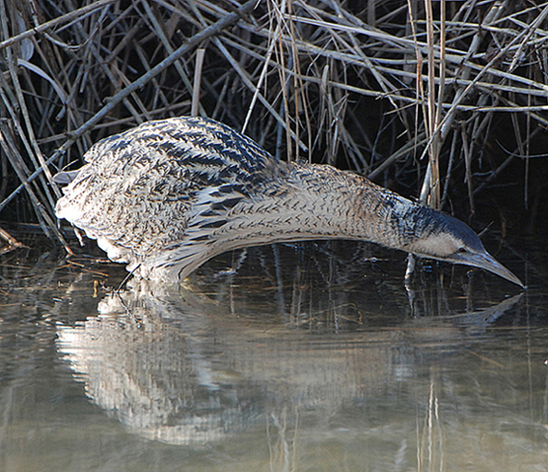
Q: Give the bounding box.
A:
[1,240,547,471]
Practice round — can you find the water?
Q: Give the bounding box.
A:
[1,239,547,471]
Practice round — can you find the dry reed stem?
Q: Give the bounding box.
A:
[0,0,546,246]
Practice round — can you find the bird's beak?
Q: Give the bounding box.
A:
[454,251,525,288]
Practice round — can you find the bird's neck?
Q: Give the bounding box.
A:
[214,163,419,252]
[157,163,425,281]
[291,164,416,248]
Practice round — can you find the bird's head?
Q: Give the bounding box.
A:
[401,207,524,288]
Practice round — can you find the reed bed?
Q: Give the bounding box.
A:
[0,0,547,248]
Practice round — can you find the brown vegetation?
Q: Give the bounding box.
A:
[1,0,547,247]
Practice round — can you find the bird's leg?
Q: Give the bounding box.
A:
[74,227,85,247]
[404,253,418,315]
[404,253,416,285]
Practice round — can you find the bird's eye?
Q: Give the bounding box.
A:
[457,247,467,254]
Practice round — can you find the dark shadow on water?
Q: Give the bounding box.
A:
[1,240,548,471]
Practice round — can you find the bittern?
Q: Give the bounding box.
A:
[55,116,524,287]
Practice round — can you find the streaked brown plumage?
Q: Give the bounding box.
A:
[55,116,523,287]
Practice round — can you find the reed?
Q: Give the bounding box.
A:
[0,0,546,245]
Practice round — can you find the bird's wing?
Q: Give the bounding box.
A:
[55,116,288,276]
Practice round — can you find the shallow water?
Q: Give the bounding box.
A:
[1,239,547,472]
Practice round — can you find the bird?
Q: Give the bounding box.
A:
[55,116,524,287]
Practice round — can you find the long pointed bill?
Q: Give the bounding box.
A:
[457,252,525,288]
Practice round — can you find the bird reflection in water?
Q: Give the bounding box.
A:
[56,248,524,453]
